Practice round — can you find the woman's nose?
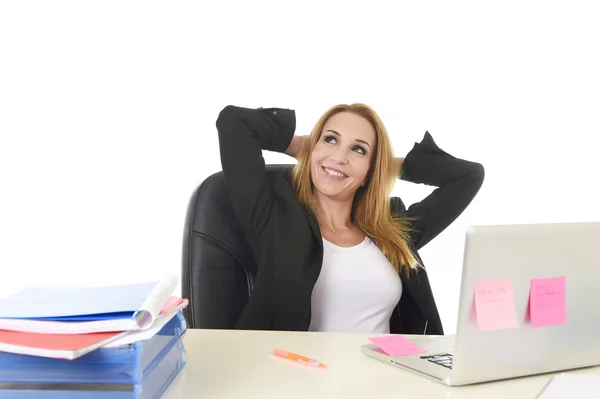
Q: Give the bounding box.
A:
[331,147,349,164]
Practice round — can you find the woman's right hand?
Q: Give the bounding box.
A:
[284,135,310,160]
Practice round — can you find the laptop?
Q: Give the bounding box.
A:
[361,221,600,386]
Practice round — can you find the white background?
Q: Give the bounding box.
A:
[1,1,598,334]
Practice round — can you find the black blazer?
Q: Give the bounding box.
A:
[216,105,485,335]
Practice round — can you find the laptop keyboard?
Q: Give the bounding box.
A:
[420,353,453,369]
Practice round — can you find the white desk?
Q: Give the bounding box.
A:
[162,329,600,398]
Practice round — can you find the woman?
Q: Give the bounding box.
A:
[216,103,484,335]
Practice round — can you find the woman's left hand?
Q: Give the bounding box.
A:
[394,157,405,177]
[284,135,310,160]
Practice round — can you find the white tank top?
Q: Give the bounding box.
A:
[308,236,402,333]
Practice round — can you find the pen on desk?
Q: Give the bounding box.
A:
[269,348,327,368]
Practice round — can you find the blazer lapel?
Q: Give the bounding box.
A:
[400,257,436,325]
[304,209,323,251]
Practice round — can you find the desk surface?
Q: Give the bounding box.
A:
[162,329,600,398]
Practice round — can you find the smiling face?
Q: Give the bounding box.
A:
[310,111,377,202]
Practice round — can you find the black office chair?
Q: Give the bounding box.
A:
[181,164,294,329]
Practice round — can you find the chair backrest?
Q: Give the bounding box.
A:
[181,164,294,329]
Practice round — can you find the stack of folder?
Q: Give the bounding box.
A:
[0,274,189,398]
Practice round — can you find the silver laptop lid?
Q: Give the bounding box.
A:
[451,221,600,385]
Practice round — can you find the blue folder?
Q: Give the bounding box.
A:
[0,282,159,321]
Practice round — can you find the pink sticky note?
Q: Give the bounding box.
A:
[160,296,184,314]
[474,279,519,331]
[368,335,425,357]
[530,276,566,328]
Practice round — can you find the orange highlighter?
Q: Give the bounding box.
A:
[269,348,327,368]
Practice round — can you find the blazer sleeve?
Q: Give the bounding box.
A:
[400,131,485,251]
[216,105,296,238]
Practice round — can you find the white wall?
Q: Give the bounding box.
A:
[1,1,598,334]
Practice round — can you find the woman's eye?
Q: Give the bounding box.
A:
[322,135,367,156]
[353,146,367,155]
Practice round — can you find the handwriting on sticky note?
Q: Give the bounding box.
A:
[474,279,519,331]
[368,335,424,357]
[530,276,566,328]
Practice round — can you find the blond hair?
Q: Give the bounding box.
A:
[291,103,421,278]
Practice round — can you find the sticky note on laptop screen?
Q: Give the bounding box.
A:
[474,279,519,331]
[530,276,566,328]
